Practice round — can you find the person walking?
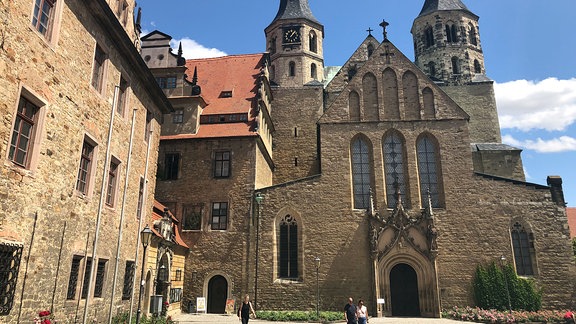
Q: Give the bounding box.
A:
[237,294,256,324]
[344,297,358,324]
[356,299,369,324]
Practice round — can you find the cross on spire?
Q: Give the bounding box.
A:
[366,27,373,36]
[379,19,389,41]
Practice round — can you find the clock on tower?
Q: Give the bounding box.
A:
[282,27,301,44]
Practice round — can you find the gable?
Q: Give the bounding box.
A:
[320,40,469,124]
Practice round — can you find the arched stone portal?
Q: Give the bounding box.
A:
[207,275,227,313]
[390,263,420,316]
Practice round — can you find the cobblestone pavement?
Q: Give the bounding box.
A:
[173,313,461,324]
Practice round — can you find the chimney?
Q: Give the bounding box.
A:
[547,176,566,207]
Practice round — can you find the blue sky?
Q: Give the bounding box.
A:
[136,0,576,207]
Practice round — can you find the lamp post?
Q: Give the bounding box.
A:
[500,255,512,313]
[254,193,264,310]
[315,256,320,318]
[136,225,153,324]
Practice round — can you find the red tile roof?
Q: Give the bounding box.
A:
[151,200,189,248]
[567,207,576,238]
[161,54,265,140]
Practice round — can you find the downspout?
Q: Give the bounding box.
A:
[128,124,153,324]
[51,221,67,313]
[82,86,119,324]
[107,107,138,324]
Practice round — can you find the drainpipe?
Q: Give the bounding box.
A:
[108,107,138,324]
[128,124,153,324]
[82,86,118,324]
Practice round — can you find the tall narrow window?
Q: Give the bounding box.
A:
[0,243,23,315]
[424,26,435,48]
[81,258,92,299]
[367,43,375,57]
[214,151,231,178]
[446,24,457,43]
[145,110,152,143]
[428,61,436,77]
[76,139,95,195]
[289,61,296,77]
[211,202,228,230]
[116,0,128,26]
[106,160,119,206]
[474,60,482,74]
[269,37,277,55]
[417,134,442,208]
[32,0,55,37]
[469,24,478,45]
[351,137,372,209]
[511,222,536,276]
[91,44,107,92]
[164,153,180,180]
[383,132,408,208]
[9,96,40,168]
[311,63,317,79]
[183,204,203,231]
[451,57,460,74]
[116,76,129,116]
[309,31,317,53]
[94,259,107,297]
[136,177,144,219]
[279,215,298,279]
[67,256,83,300]
[121,261,135,300]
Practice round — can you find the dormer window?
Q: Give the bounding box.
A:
[220,91,233,98]
[156,77,177,89]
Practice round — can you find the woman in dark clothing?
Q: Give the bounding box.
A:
[237,294,256,324]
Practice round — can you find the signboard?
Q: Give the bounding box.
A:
[196,297,206,313]
[225,299,235,315]
[377,298,385,304]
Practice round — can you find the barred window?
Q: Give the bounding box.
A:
[511,222,536,276]
[351,137,372,209]
[94,259,107,298]
[383,132,408,208]
[169,288,182,303]
[210,202,228,230]
[279,215,298,279]
[0,243,23,315]
[66,256,83,300]
[175,269,182,281]
[121,261,135,300]
[81,258,92,299]
[417,135,442,208]
[183,204,202,231]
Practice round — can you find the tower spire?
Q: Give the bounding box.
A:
[271,0,319,24]
[418,0,475,18]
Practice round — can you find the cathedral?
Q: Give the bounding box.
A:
[144,0,575,318]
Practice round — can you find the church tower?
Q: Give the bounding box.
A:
[412,0,501,144]
[265,0,325,87]
[265,0,325,183]
[412,0,525,180]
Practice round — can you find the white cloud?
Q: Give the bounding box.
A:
[169,37,227,59]
[494,78,576,132]
[502,134,576,153]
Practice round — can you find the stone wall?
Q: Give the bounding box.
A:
[0,0,166,322]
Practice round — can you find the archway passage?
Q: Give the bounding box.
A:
[207,275,227,313]
[390,263,421,316]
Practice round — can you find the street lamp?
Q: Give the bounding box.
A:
[254,193,264,310]
[500,255,512,313]
[315,256,320,318]
[136,225,153,324]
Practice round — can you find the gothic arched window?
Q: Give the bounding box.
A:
[309,31,317,53]
[511,222,536,276]
[289,61,296,77]
[474,59,482,74]
[351,136,372,209]
[451,56,460,74]
[367,43,375,57]
[446,24,457,43]
[417,134,442,208]
[383,131,408,208]
[279,215,299,279]
[468,24,478,46]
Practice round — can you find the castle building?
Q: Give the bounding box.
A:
[0,0,175,322]
[146,0,575,317]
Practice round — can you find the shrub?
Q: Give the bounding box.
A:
[111,312,174,324]
[255,310,342,322]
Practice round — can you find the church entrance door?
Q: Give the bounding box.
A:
[207,275,227,313]
[390,263,421,316]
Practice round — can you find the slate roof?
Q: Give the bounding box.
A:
[271,0,319,24]
[472,143,522,152]
[418,0,475,18]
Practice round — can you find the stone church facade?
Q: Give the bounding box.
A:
[147,0,575,318]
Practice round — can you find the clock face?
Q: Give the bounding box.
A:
[283,28,300,43]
